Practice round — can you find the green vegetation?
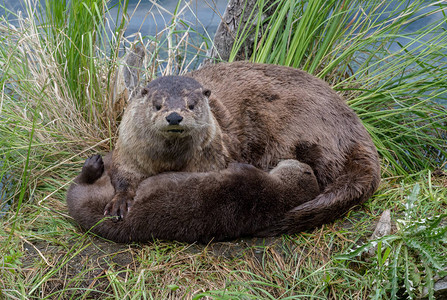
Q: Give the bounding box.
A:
[0,0,446,299]
[339,183,447,299]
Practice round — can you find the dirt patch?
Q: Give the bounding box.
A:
[21,237,139,298]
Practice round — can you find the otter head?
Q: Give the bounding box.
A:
[133,76,212,139]
[118,76,216,151]
[116,76,215,173]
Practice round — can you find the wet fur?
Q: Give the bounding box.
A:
[67,154,319,243]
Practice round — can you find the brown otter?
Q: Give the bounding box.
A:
[67,154,320,243]
[77,62,380,237]
[105,75,240,218]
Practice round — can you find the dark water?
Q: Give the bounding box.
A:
[105,0,228,69]
[0,1,227,40]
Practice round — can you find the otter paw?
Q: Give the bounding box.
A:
[80,155,104,184]
[270,159,314,176]
[104,195,132,221]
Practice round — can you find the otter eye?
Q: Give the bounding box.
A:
[188,104,195,110]
[155,104,162,111]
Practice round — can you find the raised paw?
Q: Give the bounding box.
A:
[104,193,132,221]
[79,154,104,184]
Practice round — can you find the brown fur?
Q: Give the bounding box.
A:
[188,62,381,234]
[70,62,380,239]
[106,76,240,218]
[67,154,319,243]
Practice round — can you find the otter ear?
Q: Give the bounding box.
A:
[202,89,211,98]
[141,87,149,96]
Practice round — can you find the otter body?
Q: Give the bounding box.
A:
[67,154,319,243]
[70,62,380,240]
[189,63,381,234]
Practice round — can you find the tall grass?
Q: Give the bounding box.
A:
[41,0,106,114]
[0,1,216,297]
[231,0,447,176]
[0,1,124,236]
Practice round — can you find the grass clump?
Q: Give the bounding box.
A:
[41,0,108,115]
[0,0,446,299]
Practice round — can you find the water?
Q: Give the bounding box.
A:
[1,1,444,36]
[0,1,227,45]
[105,0,228,69]
[1,1,444,52]
[107,0,227,39]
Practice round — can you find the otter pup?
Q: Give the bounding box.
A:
[90,62,380,236]
[67,154,320,243]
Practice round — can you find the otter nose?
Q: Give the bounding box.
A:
[166,112,183,125]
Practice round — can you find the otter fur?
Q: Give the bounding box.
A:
[71,62,380,239]
[106,76,240,218]
[67,154,320,243]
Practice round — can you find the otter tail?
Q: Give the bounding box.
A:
[265,143,380,235]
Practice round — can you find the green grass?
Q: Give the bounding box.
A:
[1,0,447,299]
[40,0,107,115]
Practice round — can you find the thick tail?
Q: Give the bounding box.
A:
[264,143,380,235]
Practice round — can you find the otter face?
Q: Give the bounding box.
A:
[138,76,212,138]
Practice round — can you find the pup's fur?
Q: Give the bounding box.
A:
[67,154,320,243]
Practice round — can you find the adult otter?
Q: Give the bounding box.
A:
[84,62,380,236]
[105,75,240,218]
[67,154,320,243]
